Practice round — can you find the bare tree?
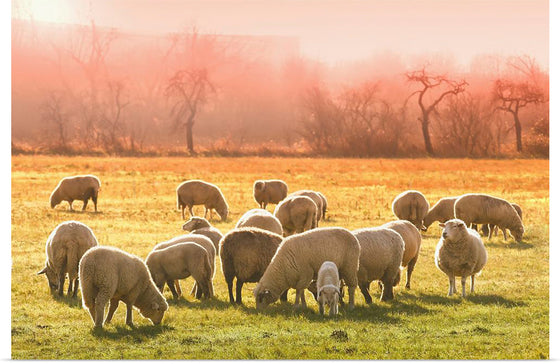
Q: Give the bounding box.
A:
[406,68,468,156]
[99,81,130,152]
[41,92,71,150]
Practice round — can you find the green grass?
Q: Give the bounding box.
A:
[11,156,549,359]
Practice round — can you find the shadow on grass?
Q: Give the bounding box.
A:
[52,293,82,308]
[168,296,233,310]
[417,293,526,308]
[484,240,534,250]
[91,323,173,340]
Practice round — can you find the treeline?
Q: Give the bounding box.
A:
[12,19,549,158]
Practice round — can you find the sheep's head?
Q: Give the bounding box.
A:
[511,224,524,242]
[253,181,265,194]
[254,284,278,309]
[37,263,59,291]
[318,285,340,310]
[138,297,168,325]
[182,217,210,231]
[49,189,61,209]
[439,219,467,242]
[216,200,229,222]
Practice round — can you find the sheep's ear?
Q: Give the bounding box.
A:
[37,267,47,275]
[438,223,445,228]
[151,302,159,310]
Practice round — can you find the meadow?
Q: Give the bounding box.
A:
[11,155,549,359]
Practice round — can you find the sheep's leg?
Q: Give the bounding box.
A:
[66,250,79,296]
[175,280,182,296]
[125,303,134,327]
[105,298,119,324]
[488,225,494,239]
[92,193,98,212]
[406,256,418,289]
[359,282,372,304]
[380,280,394,301]
[299,289,307,309]
[347,285,355,310]
[68,200,74,211]
[448,275,455,296]
[87,305,96,325]
[190,282,198,297]
[331,300,338,315]
[94,291,111,328]
[188,205,194,218]
[471,275,476,293]
[502,228,507,240]
[167,279,179,299]
[461,276,467,297]
[181,206,185,220]
[67,279,73,296]
[72,278,79,297]
[294,291,300,306]
[82,199,88,211]
[225,276,235,303]
[57,271,66,296]
[319,302,325,315]
[235,279,244,305]
[279,290,288,302]
[204,208,208,219]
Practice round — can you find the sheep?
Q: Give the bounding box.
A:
[391,190,430,231]
[454,193,524,242]
[435,219,487,297]
[422,196,459,229]
[253,179,288,209]
[317,192,328,220]
[38,221,99,297]
[146,242,214,300]
[235,208,283,236]
[381,220,422,289]
[79,246,168,328]
[353,227,404,302]
[49,174,101,212]
[254,227,360,310]
[482,202,523,239]
[153,234,216,299]
[288,190,324,222]
[219,227,285,304]
[316,261,340,316]
[181,216,223,252]
[273,195,317,236]
[176,180,229,221]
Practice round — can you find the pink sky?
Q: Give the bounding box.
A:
[12,0,549,67]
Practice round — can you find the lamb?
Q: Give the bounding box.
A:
[391,190,430,231]
[381,220,422,289]
[254,227,360,310]
[176,180,229,221]
[79,246,168,328]
[219,227,285,304]
[422,197,458,229]
[288,190,324,222]
[454,193,524,242]
[146,242,214,300]
[317,192,328,220]
[253,179,288,209]
[482,202,523,239]
[316,261,340,316]
[435,219,487,297]
[235,208,283,236]
[181,216,223,252]
[38,221,99,297]
[273,195,317,236]
[353,227,404,302]
[49,174,101,212]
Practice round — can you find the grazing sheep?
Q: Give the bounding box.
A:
[79,246,168,328]
[176,180,229,221]
[273,195,317,236]
[381,220,422,289]
[353,227,404,302]
[317,192,328,220]
[50,175,101,212]
[454,193,524,242]
[254,227,360,310]
[146,242,214,300]
[391,190,430,231]
[219,227,285,304]
[253,180,288,209]
[423,197,458,229]
[181,216,223,252]
[483,202,523,239]
[435,219,487,297]
[316,261,340,316]
[38,221,98,297]
[288,190,324,222]
[235,208,283,236]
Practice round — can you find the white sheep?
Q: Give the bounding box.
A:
[381,220,422,289]
[391,190,430,231]
[38,221,98,297]
[273,195,317,236]
[235,208,283,236]
[79,246,168,328]
[316,261,340,316]
[454,193,524,242]
[253,179,288,209]
[219,227,285,304]
[422,196,458,229]
[146,242,214,300]
[181,216,223,252]
[353,227,404,302]
[288,190,324,222]
[483,202,523,239]
[176,180,229,221]
[435,219,487,297]
[254,227,360,310]
[50,175,101,212]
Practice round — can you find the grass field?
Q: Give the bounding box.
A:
[11,155,549,359]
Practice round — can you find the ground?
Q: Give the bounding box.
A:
[11,156,549,359]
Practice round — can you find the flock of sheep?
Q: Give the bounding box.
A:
[39,174,524,329]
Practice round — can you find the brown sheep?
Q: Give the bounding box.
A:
[176,180,228,221]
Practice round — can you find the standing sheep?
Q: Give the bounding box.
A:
[483,202,523,239]
[253,179,288,209]
[50,175,101,212]
[316,261,340,316]
[435,219,487,297]
[254,227,360,310]
[422,196,458,229]
[391,190,430,231]
[146,242,214,300]
[288,190,324,222]
[182,216,223,252]
[176,180,229,221]
[219,227,285,304]
[235,208,283,236]
[381,220,422,289]
[38,221,99,297]
[353,227,404,302]
[273,195,317,236]
[454,193,524,242]
[317,192,328,220]
[79,246,168,328]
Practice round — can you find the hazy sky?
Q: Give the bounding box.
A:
[12,0,549,67]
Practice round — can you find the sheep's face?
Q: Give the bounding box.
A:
[182,217,209,231]
[439,219,467,241]
[318,285,340,310]
[253,181,265,195]
[254,286,277,309]
[139,300,168,325]
[49,193,61,209]
[216,202,229,222]
[37,264,59,291]
[511,225,524,242]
